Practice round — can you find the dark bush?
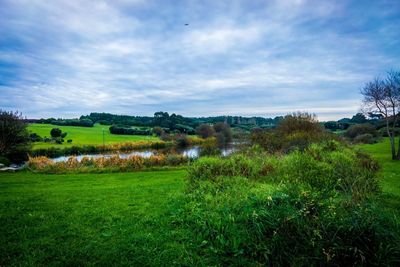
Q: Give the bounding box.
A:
[353,133,375,144]
[29,133,42,142]
[109,125,152,135]
[345,123,378,139]
[50,128,62,138]
[174,134,190,148]
[196,124,215,138]
[153,126,164,136]
[50,118,94,127]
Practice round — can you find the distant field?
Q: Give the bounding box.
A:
[28,123,159,149]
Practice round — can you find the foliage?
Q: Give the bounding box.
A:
[213,122,233,145]
[251,113,335,153]
[196,123,215,138]
[50,128,62,138]
[353,133,375,144]
[344,123,379,139]
[28,153,189,173]
[188,141,380,201]
[109,125,152,135]
[180,141,397,266]
[152,126,164,136]
[178,179,399,266]
[40,118,94,127]
[0,110,31,162]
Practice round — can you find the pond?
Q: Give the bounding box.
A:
[51,145,236,162]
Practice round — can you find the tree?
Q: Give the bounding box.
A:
[213,122,232,145]
[361,70,400,160]
[350,113,368,124]
[0,110,31,162]
[196,124,215,138]
[50,128,62,138]
[276,112,323,136]
[153,126,164,136]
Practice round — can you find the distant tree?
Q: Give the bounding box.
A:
[196,124,215,139]
[361,71,400,160]
[277,112,323,136]
[351,113,368,124]
[213,122,232,145]
[153,126,164,136]
[50,128,62,138]
[344,124,379,139]
[0,110,31,162]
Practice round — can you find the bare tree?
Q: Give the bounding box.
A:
[361,71,400,160]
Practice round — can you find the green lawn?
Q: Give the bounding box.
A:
[0,169,190,266]
[28,123,159,149]
[358,138,400,213]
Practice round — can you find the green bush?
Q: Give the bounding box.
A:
[187,142,380,201]
[50,128,62,138]
[345,123,379,139]
[178,177,399,266]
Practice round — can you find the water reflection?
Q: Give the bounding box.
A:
[52,145,235,162]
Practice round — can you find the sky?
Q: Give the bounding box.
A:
[0,0,399,121]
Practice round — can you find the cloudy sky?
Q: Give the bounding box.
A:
[1,0,399,120]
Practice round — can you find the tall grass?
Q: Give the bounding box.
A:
[179,141,399,265]
[28,153,189,173]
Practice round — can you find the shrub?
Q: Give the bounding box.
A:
[67,139,72,143]
[187,142,380,201]
[177,175,399,266]
[213,122,232,145]
[173,134,191,148]
[153,126,164,136]
[29,133,42,142]
[109,125,152,135]
[345,123,378,139]
[276,112,324,136]
[196,124,215,139]
[50,128,62,138]
[353,133,375,144]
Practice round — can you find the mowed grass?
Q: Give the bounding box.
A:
[0,169,191,266]
[358,138,400,213]
[28,123,159,149]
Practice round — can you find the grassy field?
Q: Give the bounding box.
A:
[28,123,159,149]
[0,169,190,266]
[358,138,400,213]
[1,139,399,265]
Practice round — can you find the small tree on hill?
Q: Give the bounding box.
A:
[361,70,400,160]
[50,128,62,138]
